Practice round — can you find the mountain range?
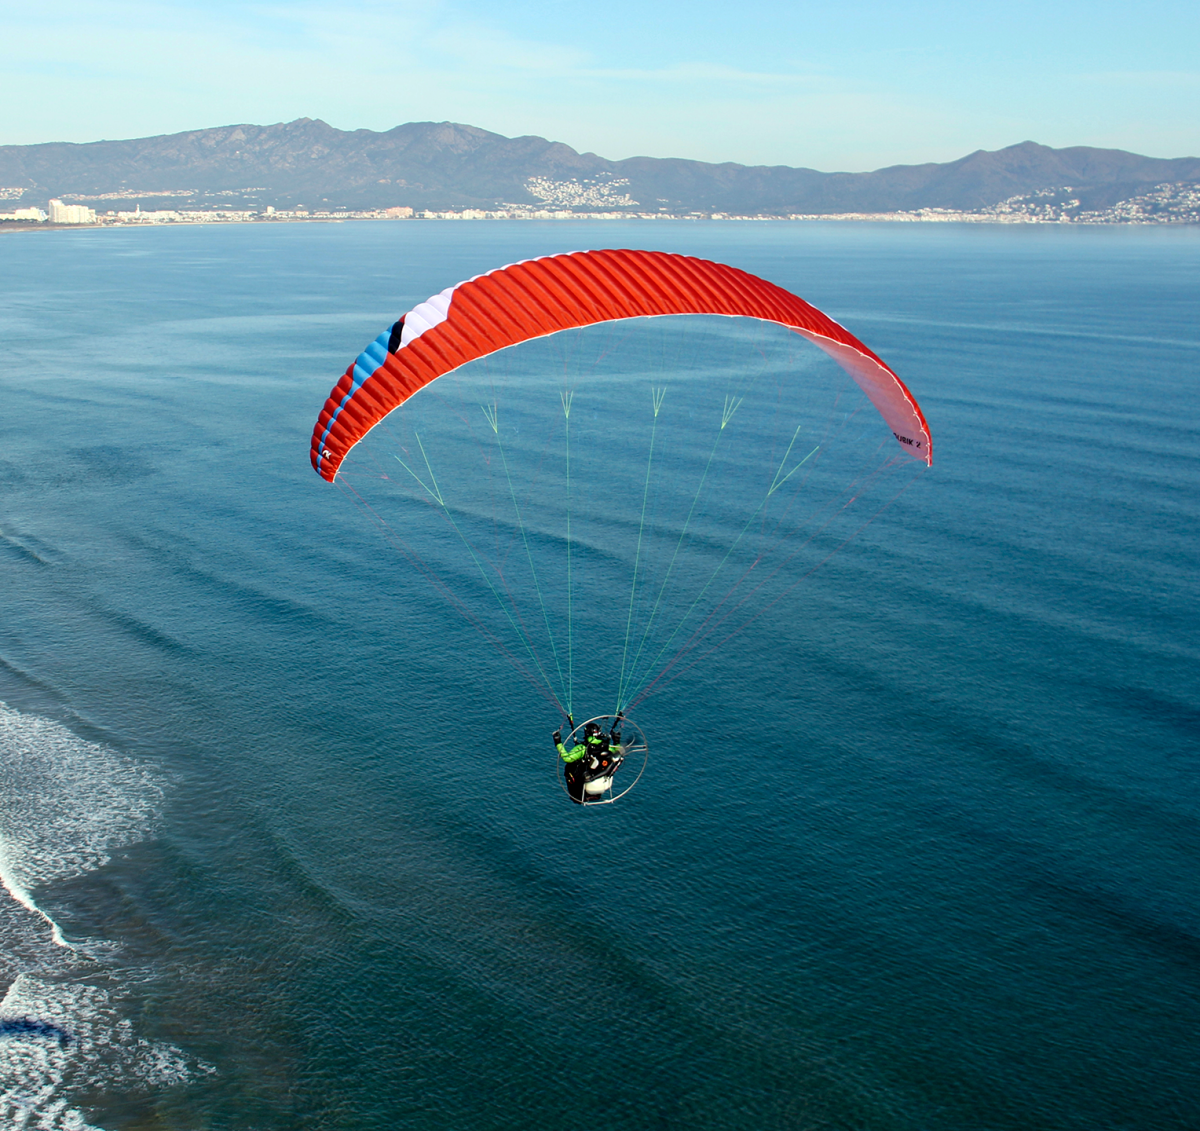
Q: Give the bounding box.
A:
[2,119,1198,216]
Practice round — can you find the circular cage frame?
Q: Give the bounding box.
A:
[555,715,648,805]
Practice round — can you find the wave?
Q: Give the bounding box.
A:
[0,975,193,1130]
[0,701,200,1128]
[0,702,163,948]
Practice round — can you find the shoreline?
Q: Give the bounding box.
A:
[4,213,1199,233]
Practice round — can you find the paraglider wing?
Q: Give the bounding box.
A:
[310,249,931,482]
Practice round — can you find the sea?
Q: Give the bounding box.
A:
[1,218,1197,1130]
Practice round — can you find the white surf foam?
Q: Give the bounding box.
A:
[0,701,200,1128]
[0,702,162,948]
[0,974,193,1129]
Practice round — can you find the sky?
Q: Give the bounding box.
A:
[4,0,1198,170]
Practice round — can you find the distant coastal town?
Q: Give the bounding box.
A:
[4,179,1200,228]
[4,126,1199,232]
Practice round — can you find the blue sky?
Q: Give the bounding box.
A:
[5,0,1197,169]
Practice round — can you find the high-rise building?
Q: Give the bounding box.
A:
[48,199,96,224]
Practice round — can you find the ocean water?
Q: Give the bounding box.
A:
[0,219,1197,1129]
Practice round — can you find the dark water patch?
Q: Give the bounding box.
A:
[0,1017,71,1048]
[113,528,346,640]
[0,459,29,488]
[1095,682,1200,742]
[0,655,72,716]
[69,444,157,486]
[78,599,198,659]
[0,445,157,494]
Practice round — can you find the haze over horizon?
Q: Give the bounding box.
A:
[4,0,1198,172]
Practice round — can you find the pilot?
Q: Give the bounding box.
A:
[554,721,607,804]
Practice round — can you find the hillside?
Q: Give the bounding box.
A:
[2,120,1198,216]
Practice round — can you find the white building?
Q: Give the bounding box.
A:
[48,199,96,224]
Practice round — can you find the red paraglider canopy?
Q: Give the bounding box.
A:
[311,249,931,481]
